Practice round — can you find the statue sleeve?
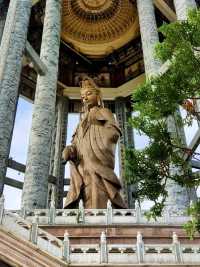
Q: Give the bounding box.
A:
[96,108,122,143]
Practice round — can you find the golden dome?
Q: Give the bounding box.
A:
[61,0,139,58]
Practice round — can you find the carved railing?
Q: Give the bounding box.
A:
[0,196,63,258]
[10,200,191,226]
[1,196,200,264]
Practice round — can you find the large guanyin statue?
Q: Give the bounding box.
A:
[62,77,126,209]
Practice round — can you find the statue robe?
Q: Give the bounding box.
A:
[64,106,126,209]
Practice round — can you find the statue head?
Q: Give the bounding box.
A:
[80,77,103,110]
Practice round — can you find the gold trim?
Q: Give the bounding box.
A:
[61,16,139,57]
[61,74,145,100]
[82,0,107,10]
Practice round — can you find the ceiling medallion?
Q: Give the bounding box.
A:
[82,0,107,9]
[62,0,139,57]
[71,0,117,21]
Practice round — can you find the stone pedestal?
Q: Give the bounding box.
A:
[41,224,200,245]
[1,208,200,266]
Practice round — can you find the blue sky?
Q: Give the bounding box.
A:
[4,97,199,209]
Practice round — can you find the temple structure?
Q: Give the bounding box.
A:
[0,0,200,266]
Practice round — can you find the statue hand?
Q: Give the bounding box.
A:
[62,147,71,164]
[62,145,77,164]
[104,125,120,144]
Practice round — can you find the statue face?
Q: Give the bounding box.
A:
[81,88,99,109]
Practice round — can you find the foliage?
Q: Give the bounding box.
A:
[125,9,200,233]
[184,201,200,239]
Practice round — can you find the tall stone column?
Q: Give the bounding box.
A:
[136,0,161,77]
[137,0,191,211]
[0,1,9,43]
[115,97,135,208]
[165,113,196,211]
[0,0,32,196]
[174,0,197,20]
[126,108,137,209]
[49,96,69,208]
[21,0,62,209]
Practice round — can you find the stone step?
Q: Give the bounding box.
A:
[0,225,68,267]
[40,224,200,244]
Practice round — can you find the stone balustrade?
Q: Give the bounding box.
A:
[0,195,63,258]
[11,200,191,226]
[60,240,200,265]
[1,211,63,258]
[0,196,200,265]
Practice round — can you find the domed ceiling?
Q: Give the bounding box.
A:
[61,0,139,58]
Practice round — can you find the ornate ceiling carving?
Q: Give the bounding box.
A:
[82,0,107,9]
[61,0,139,57]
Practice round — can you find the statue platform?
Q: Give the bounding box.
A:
[0,196,200,266]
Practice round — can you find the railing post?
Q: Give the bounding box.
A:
[136,231,144,263]
[62,231,70,263]
[135,201,141,223]
[106,199,112,224]
[0,195,5,224]
[172,232,183,263]
[48,185,56,224]
[100,231,108,264]
[77,199,85,223]
[20,206,26,219]
[30,215,39,244]
[48,199,56,225]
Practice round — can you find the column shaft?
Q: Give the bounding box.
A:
[22,0,62,209]
[165,113,195,211]
[115,98,135,208]
[0,1,9,43]
[136,0,161,77]
[47,107,57,208]
[174,0,197,20]
[126,109,137,209]
[52,97,68,208]
[48,97,68,208]
[0,0,32,195]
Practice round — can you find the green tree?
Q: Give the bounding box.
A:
[125,9,200,236]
